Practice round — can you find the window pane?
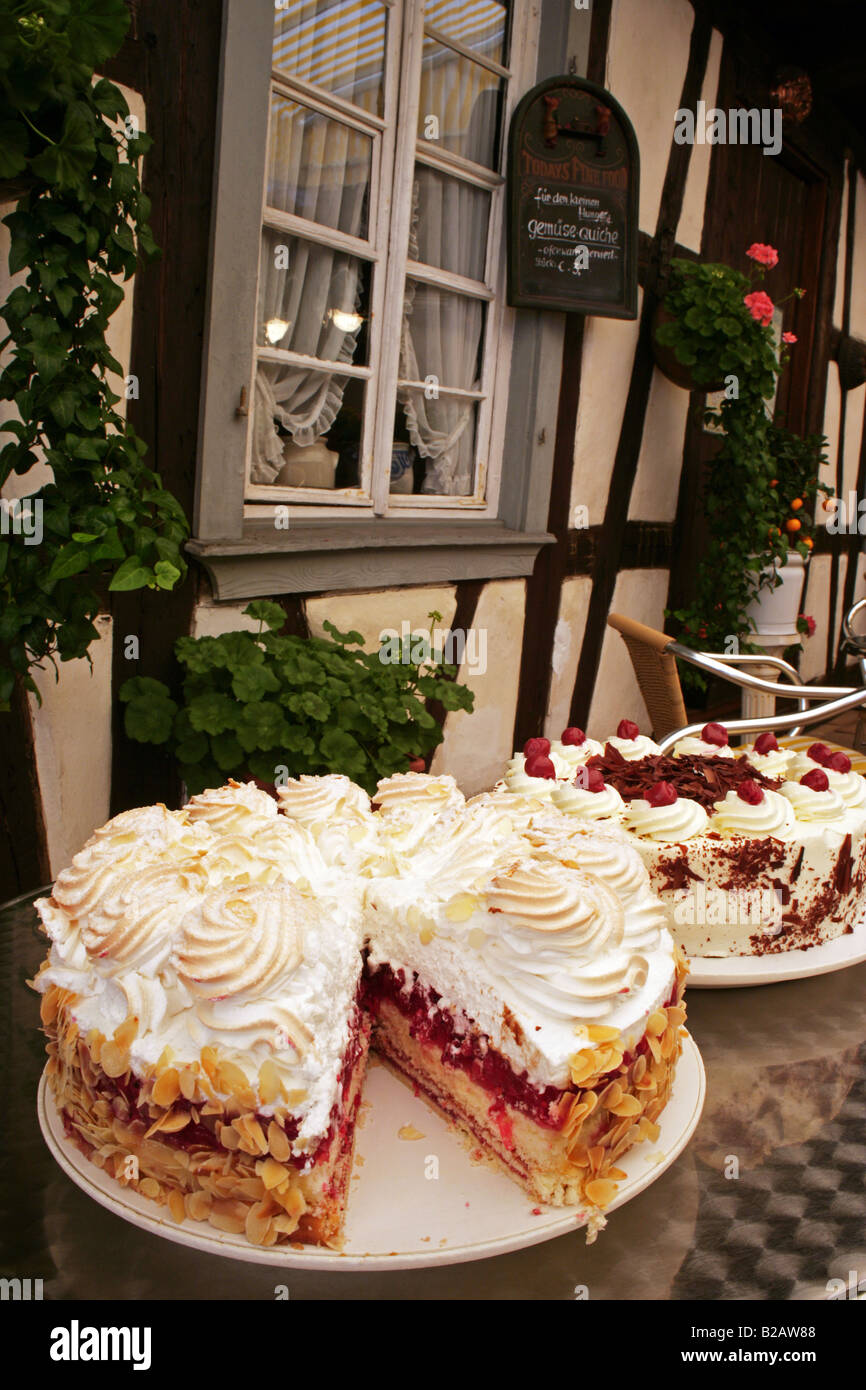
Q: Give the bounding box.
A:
[411,165,490,280]
[400,280,485,391]
[258,230,372,366]
[418,39,504,168]
[267,95,372,238]
[273,0,388,117]
[252,364,366,491]
[424,0,509,67]
[392,394,478,497]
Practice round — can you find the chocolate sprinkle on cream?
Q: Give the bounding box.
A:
[586,747,781,812]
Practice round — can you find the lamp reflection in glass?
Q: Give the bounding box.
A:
[329,308,364,334]
[265,317,291,344]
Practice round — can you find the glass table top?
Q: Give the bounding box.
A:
[3,889,865,1301]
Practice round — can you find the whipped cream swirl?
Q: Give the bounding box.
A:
[476,861,651,1021]
[550,780,625,819]
[621,796,708,841]
[779,780,847,822]
[711,788,795,837]
[606,734,662,760]
[673,736,735,759]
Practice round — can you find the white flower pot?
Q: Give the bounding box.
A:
[745,553,806,636]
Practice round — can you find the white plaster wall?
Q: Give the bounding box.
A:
[305,585,457,648]
[27,616,113,874]
[833,553,849,661]
[820,363,842,515]
[676,28,723,252]
[848,172,866,339]
[627,369,690,520]
[800,555,832,682]
[586,569,670,738]
[842,384,865,499]
[430,580,525,797]
[192,602,264,639]
[606,0,694,234]
[544,575,592,737]
[570,288,643,524]
[833,166,850,329]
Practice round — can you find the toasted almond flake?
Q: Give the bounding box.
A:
[646,1010,667,1037]
[666,1004,687,1028]
[208,1213,245,1234]
[584,1178,617,1208]
[398,1123,425,1141]
[267,1120,291,1162]
[258,1059,283,1106]
[159,1107,191,1133]
[99,1041,128,1079]
[152,1068,181,1108]
[608,1094,642,1118]
[257,1157,290,1191]
[588,1145,605,1173]
[113,1016,138,1051]
[638,1117,660,1142]
[155,1045,174,1074]
[598,1080,623,1110]
[585,1024,621,1043]
[168,1189,186,1224]
[139,1177,161,1200]
[607,1166,628,1181]
[178,1065,199,1102]
[444,892,479,922]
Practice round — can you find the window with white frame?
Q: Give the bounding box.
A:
[247,0,527,517]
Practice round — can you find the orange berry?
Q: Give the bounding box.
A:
[785,518,801,533]
[770,479,778,487]
[791,497,803,510]
[803,536,814,550]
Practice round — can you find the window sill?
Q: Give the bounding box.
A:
[186,519,554,600]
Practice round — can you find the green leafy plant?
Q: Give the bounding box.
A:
[0,0,188,706]
[119,604,476,795]
[658,245,830,688]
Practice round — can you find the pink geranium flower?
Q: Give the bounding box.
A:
[782,331,797,343]
[799,613,816,637]
[746,243,779,267]
[744,290,775,326]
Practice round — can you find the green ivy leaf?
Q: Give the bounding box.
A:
[46,544,90,583]
[109,555,153,590]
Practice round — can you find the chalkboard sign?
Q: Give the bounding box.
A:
[507,76,639,319]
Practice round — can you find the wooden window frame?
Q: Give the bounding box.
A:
[192,0,565,597]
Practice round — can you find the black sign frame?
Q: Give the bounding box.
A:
[506,75,639,319]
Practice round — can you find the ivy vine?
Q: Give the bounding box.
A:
[0,0,188,708]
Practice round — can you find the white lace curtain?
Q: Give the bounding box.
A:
[252,107,370,482]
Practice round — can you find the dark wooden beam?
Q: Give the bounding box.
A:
[106,0,223,815]
[511,0,611,747]
[570,9,713,728]
[566,521,674,575]
[824,161,857,674]
[0,677,52,897]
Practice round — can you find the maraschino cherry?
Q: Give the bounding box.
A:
[801,768,829,792]
[806,742,832,766]
[525,753,556,779]
[645,781,677,807]
[737,779,764,805]
[753,731,779,755]
[561,727,587,746]
[827,751,852,774]
[575,767,606,793]
[617,719,640,740]
[523,737,550,759]
[701,722,728,747]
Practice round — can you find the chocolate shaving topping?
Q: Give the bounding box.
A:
[586,747,781,813]
[834,833,853,895]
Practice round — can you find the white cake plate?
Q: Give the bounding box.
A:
[37,1035,704,1271]
[686,913,866,988]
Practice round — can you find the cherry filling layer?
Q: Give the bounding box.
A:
[61,1002,370,1175]
[366,963,566,1130]
[365,963,677,1134]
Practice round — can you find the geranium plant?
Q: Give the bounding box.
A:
[660,244,830,686]
[119,603,475,795]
